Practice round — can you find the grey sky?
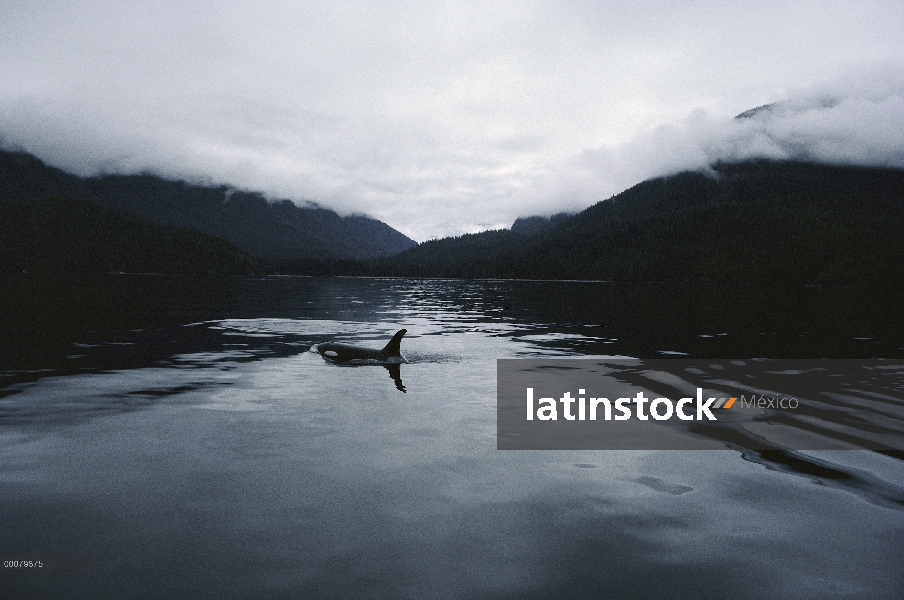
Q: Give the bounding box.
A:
[2,1,902,241]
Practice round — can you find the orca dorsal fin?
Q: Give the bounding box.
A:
[381,329,407,357]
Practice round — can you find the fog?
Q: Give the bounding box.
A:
[534,63,904,217]
[2,1,902,240]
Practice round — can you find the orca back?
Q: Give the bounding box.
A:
[381,329,407,358]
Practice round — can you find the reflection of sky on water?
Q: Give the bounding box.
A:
[1,276,903,598]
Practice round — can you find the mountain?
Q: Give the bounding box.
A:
[0,148,90,204]
[372,229,531,278]
[0,196,257,274]
[510,212,575,236]
[0,148,416,261]
[368,160,904,285]
[734,103,775,119]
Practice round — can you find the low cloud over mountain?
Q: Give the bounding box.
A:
[2,2,902,239]
[530,64,904,216]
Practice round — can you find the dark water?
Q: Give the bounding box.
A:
[1,275,903,598]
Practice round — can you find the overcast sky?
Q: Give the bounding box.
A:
[2,1,903,241]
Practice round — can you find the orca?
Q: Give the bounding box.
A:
[313,329,407,365]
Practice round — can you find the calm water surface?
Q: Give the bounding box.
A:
[1,275,903,599]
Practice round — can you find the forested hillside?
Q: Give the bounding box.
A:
[296,160,904,285]
[0,196,257,274]
[0,148,415,261]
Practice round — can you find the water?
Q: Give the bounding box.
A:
[1,275,903,598]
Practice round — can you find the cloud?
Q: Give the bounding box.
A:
[2,2,903,240]
[530,63,904,213]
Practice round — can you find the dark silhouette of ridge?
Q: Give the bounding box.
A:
[510,212,575,236]
[359,160,904,285]
[0,148,416,262]
[0,196,257,274]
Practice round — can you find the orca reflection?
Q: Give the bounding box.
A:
[311,329,408,392]
[384,364,406,393]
